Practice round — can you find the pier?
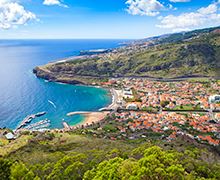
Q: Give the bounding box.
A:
[24,119,50,131]
[62,121,71,130]
[67,89,122,116]
[15,112,47,131]
[67,111,91,116]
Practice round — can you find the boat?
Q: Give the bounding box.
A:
[35,111,47,117]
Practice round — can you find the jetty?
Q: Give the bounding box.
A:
[62,121,71,130]
[67,111,91,116]
[24,119,50,131]
[15,111,47,131]
[67,89,121,116]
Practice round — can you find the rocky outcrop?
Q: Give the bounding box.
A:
[33,67,55,81]
[33,67,85,85]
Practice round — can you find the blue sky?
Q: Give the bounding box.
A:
[0,0,219,39]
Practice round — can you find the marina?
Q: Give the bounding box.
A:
[15,112,47,131]
[24,119,51,131]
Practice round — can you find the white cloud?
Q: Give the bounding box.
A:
[157,3,220,32]
[0,0,36,29]
[169,0,190,2]
[126,0,164,16]
[198,4,218,15]
[43,0,68,8]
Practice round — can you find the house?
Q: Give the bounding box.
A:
[215,113,220,121]
[123,88,133,99]
[209,95,220,103]
[5,132,15,140]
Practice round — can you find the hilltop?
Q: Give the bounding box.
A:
[34,26,220,84]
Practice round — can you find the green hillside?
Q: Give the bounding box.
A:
[34,27,220,84]
[0,131,220,179]
[156,26,220,44]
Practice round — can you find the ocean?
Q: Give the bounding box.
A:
[0,39,125,129]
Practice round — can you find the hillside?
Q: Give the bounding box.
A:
[0,131,220,179]
[34,27,220,84]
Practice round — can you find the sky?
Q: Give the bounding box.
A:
[0,0,220,39]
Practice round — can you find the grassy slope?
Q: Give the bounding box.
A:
[1,131,219,179]
[5,132,135,164]
[2,132,219,165]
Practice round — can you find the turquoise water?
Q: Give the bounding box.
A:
[0,39,126,129]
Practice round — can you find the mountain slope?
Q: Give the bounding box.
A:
[34,27,220,84]
[1,132,220,179]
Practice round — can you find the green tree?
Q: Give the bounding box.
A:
[63,161,84,180]
[0,158,12,180]
[47,153,87,180]
[10,162,35,180]
[160,101,170,108]
[84,157,123,180]
[118,159,138,180]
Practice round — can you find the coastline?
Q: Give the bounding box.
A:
[66,87,120,130]
[77,112,109,127]
[65,111,109,130]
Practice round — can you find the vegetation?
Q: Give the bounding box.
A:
[165,104,203,111]
[14,26,220,179]
[0,131,219,180]
[34,26,220,84]
[156,26,220,44]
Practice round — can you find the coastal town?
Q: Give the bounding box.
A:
[1,78,219,148]
[96,78,220,146]
[68,78,220,147]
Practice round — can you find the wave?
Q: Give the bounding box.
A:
[48,100,57,109]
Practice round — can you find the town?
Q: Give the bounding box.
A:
[94,78,220,146]
[1,78,219,148]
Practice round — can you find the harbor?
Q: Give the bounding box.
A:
[15,112,47,131]
[24,119,51,131]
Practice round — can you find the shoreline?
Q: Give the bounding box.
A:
[76,112,109,128]
[13,84,114,132]
[66,88,119,130]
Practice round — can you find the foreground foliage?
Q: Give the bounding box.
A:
[0,132,220,180]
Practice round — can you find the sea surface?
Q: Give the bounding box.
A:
[0,39,126,129]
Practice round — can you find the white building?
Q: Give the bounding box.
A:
[126,103,138,110]
[123,88,133,99]
[5,132,15,140]
[209,95,220,103]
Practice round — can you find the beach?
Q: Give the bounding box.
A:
[65,88,122,129]
[66,112,109,130]
[81,112,109,126]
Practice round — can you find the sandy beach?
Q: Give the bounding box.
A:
[69,112,109,129]
[81,112,109,126]
[66,88,122,129]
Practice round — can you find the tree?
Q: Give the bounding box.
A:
[118,159,138,180]
[84,157,123,180]
[47,153,87,180]
[160,101,170,108]
[0,158,12,180]
[10,162,35,180]
[84,146,187,180]
[63,161,84,180]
